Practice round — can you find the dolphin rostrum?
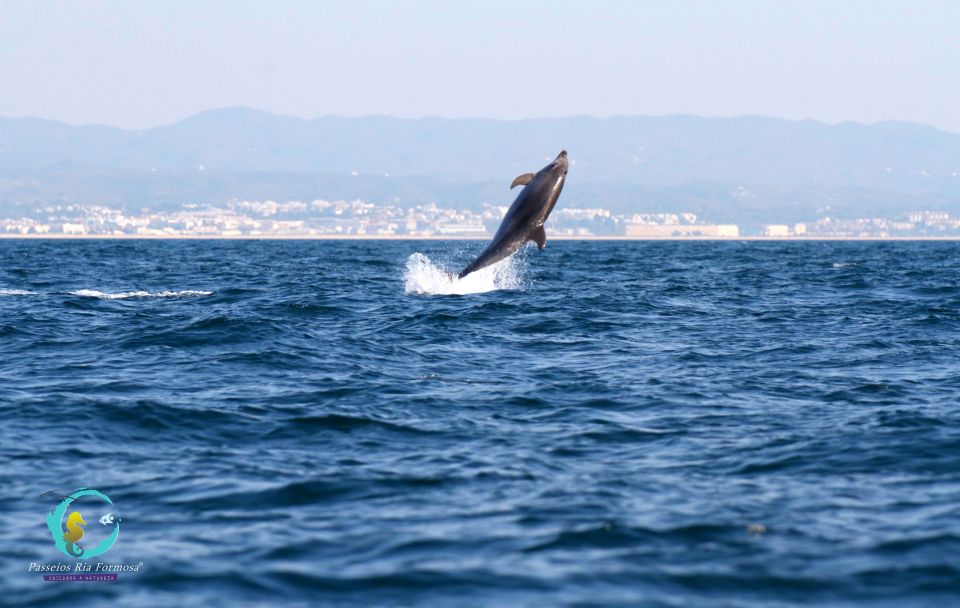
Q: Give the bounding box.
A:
[459,150,569,279]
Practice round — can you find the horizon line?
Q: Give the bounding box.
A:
[4,234,960,242]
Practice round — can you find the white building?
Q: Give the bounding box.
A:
[763,224,790,237]
[62,223,87,235]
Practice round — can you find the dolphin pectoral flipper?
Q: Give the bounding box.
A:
[531,226,547,250]
[510,173,535,189]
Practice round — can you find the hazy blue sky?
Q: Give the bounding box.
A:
[1,0,959,131]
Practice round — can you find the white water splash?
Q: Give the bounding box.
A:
[404,252,524,295]
[70,289,213,300]
[0,289,35,296]
[831,262,857,269]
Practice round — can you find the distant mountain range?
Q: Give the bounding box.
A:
[1,107,958,224]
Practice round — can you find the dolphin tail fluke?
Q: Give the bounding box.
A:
[510,173,535,189]
[531,226,547,250]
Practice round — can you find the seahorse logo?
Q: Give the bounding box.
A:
[45,488,121,559]
[63,511,86,557]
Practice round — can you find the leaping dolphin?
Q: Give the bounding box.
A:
[459,150,569,279]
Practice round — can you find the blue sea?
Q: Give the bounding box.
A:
[2,239,959,607]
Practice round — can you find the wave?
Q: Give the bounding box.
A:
[403,252,524,295]
[0,289,35,296]
[69,289,213,300]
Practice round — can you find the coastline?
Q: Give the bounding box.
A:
[2,234,960,241]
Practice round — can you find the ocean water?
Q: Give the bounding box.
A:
[2,239,959,607]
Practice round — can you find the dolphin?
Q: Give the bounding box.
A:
[459,150,569,279]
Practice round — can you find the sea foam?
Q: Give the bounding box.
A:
[404,252,524,295]
[69,289,213,300]
[0,289,36,296]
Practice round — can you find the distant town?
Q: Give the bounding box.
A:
[1,200,959,238]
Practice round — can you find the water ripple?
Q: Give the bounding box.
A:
[3,239,960,607]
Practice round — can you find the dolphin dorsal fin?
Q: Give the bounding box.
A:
[510,173,535,189]
[531,226,547,250]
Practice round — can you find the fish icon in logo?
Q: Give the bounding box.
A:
[44,488,121,559]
